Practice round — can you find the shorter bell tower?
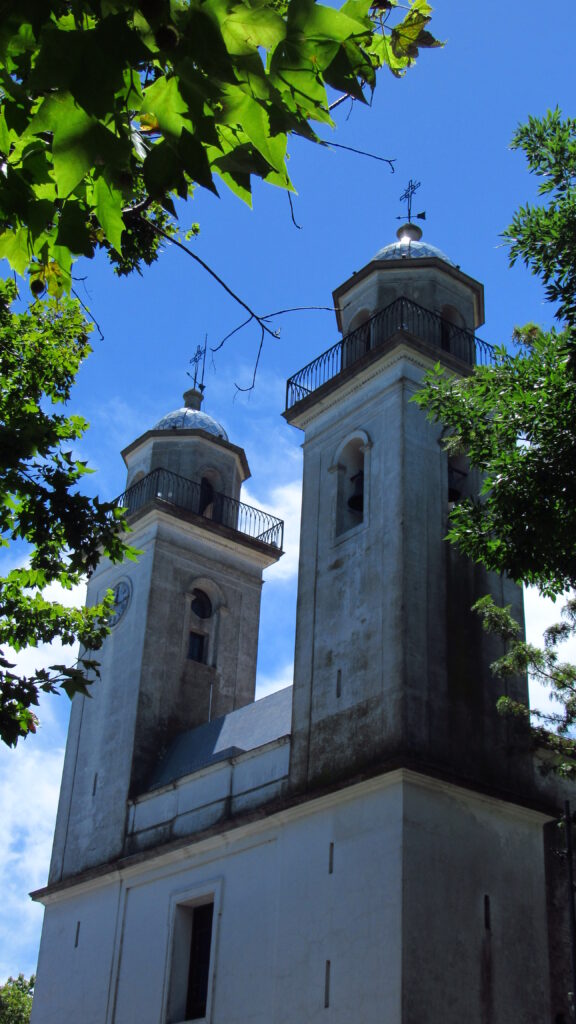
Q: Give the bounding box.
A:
[49,388,283,882]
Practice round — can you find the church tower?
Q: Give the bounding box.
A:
[49,387,283,882]
[286,222,529,795]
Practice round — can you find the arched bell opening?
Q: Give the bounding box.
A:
[334,434,370,537]
[183,578,226,671]
[441,304,473,363]
[197,468,224,523]
[447,452,469,508]
[343,309,371,369]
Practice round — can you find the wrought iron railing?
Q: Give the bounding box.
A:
[285,296,495,411]
[116,468,284,550]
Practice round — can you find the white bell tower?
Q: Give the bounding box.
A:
[49,387,283,882]
[285,224,529,794]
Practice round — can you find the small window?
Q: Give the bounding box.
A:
[186,903,214,1020]
[188,631,206,663]
[166,898,215,1024]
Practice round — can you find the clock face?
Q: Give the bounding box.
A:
[109,581,131,626]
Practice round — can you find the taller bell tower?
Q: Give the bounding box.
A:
[285,223,529,794]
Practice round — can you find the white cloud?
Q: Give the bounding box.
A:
[243,478,302,584]
[0,735,65,982]
[255,662,294,699]
[524,587,576,715]
[0,580,83,982]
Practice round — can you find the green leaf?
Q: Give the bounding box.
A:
[143,139,187,198]
[92,176,126,252]
[0,227,30,275]
[141,75,193,139]
[179,130,218,194]
[219,4,287,56]
[29,94,97,196]
[221,85,286,173]
[56,201,94,257]
[0,109,12,153]
[288,0,368,41]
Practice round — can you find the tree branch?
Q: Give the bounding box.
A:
[323,141,396,171]
[147,221,280,342]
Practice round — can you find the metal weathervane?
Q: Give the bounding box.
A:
[397,179,426,224]
[187,337,207,392]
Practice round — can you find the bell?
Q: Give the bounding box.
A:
[348,470,364,512]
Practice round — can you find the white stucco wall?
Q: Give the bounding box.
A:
[32,771,551,1024]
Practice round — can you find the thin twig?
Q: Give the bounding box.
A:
[147,222,279,342]
[71,287,105,341]
[144,219,337,392]
[324,141,395,171]
[288,192,302,229]
[261,305,336,318]
[235,325,266,394]
[211,315,255,353]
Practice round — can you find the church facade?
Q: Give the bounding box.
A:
[31,226,572,1023]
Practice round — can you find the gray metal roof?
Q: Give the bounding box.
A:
[152,407,229,439]
[148,686,292,790]
[373,238,455,266]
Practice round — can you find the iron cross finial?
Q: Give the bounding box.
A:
[187,338,207,391]
[398,179,421,222]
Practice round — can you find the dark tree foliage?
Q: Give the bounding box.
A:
[417,322,576,598]
[416,111,576,773]
[0,280,133,745]
[416,111,576,598]
[0,0,440,294]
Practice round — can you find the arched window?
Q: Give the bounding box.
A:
[343,309,371,369]
[447,453,469,508]
[187,588,213,663]
[184,580,225,669]
[333,433,371,537]
[197,468,223,523]
[199,477,215,517]
[440,304,473,363]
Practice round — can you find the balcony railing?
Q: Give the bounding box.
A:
[116,468,284,550]
[285,296,495,411]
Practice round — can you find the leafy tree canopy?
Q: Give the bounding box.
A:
[504,110,576,330]
[415,111,576,599]
[475,595,576,778]
[416,111,576,769]
[0,975,34,1024]
[0,278,133,746]
[0,0,440,295]
[417,322,576,598]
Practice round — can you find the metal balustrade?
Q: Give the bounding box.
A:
[116,468,284,550]
[285,296,495,411]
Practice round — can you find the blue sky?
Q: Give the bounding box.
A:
[1,0,576,982]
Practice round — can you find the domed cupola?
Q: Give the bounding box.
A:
[154,387,229,440]
[332,221,484,340]
[121,386,249,504]
[373,222,456,266]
